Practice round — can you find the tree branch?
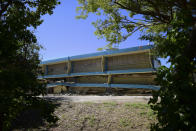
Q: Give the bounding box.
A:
[0,1,13,18]
[114,0,171,24]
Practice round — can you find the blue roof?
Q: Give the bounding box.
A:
[40,45,153,65]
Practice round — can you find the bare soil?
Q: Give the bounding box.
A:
[13,96,156,131]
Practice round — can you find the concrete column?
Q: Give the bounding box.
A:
[101,56,105,72]
[107,75,112,84]
[45,65,48,75]
[67,57,72,74]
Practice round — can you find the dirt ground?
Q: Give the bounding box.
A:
[13,95,156,131]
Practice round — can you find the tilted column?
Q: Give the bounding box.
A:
[101,56,106,72]
[107,75,112,84]
[67,57,72,74]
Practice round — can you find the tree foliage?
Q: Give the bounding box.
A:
[0,0,59,130]
[77,0,196,130]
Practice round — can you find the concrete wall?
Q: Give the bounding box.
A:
[47,63,67,75]
[66,75,108,83]
[107,52,151,71]
[72,58,102,73]
[44,51,152,75]
[112,73,156,85]
[64,73,155,85]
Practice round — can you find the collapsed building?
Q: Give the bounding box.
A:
[39,45,160,94]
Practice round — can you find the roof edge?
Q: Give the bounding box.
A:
[40,45,153,65]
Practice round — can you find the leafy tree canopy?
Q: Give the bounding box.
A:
[0,0,59,130]
[77,0,196,130]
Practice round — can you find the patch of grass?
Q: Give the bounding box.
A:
[147,110,154,117]
[83,102,94,105]
[124,103,132,108]
[132,103,149,109]
[105,107,113,112]
[61,114,67,119]
[84,115,96,127]
[119,118,131,127]
[102,101,117,106]
[140,111,147,116]
[124,103,149,109]
[139,108,156,120]
[147,110,156,120]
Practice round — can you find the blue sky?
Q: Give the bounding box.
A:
[36,1,147,60]
[36,1,169,67]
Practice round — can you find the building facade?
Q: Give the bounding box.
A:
[39,45,160,94]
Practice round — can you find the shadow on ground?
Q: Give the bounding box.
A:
[11,99,61,131]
